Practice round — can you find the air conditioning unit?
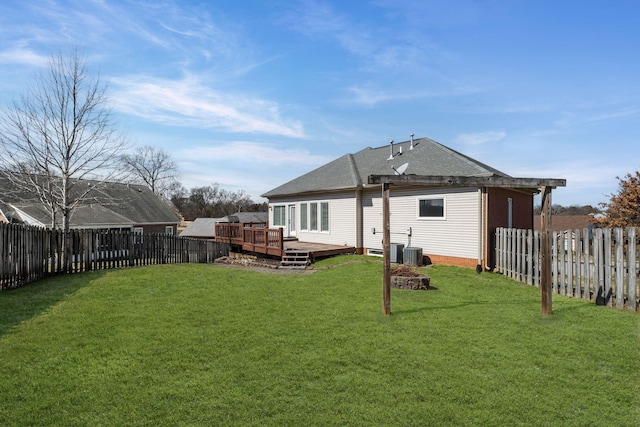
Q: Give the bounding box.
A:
[390,243,404,264]
[403,247,423,266]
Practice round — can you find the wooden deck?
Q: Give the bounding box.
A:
[283,240,355,262]
[214,222,355,261]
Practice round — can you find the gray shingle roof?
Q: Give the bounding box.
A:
[179,218,221,238]
[262,137,510,198]
[0,175,180,228]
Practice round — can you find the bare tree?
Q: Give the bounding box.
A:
[0,47,127,232]
[120,145,180,199]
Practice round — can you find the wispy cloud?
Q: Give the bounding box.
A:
[556,105,640,128]
[281,0,441,70]
[456,131,506,145]
[111,75,304,137]
[179,141,332,167]
[0,43,48,67]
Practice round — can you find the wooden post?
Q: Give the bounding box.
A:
[382,183,391,315]
[540,186,553,315]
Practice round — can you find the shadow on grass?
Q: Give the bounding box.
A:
[0,271,107,337]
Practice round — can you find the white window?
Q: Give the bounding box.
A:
[418,197,446,219]
[320,202,329,232]
[273,205,286,227]
[165,226,174,235]
[300,203,308,230]
[133,227,144,243]
[310,202,318,231]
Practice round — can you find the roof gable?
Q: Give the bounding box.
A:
[262,137,510,198]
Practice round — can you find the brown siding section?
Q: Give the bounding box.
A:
[138,224,176,234]
[424,254,478,269]
[485,188,534,269]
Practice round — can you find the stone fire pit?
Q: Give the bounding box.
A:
[390,265,431,290]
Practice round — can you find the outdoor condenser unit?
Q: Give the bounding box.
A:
[403,247,423,266]
[390,243,404,264]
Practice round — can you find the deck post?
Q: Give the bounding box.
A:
[541,185,553,315]
[382,183,391,315]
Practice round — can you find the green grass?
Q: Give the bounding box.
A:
[0,257,638,426]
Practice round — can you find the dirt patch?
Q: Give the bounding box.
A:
[214,256,315,274]
[390,264,424,277]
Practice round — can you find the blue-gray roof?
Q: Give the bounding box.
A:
[262,137,510,198]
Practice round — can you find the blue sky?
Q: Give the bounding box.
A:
[1,0,639,207]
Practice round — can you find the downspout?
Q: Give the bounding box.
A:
[356,188,363,252]
[482,187,489,271]
[477,188,483,273]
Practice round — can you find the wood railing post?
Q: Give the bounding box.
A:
[382,183,391,315]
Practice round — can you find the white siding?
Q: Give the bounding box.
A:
[268,192,357,246]
[362,187,480,259]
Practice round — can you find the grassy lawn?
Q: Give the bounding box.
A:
[0,256,638,426]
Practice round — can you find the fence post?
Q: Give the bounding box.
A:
[627,227,637,311]
[582,228,590,300]
[614,228,624,309]
[604,228,613,307]
[574,229,581,299]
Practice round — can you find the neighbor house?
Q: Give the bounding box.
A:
[179,212,268,240]
[0,176,180,234]
[262,136,564,270]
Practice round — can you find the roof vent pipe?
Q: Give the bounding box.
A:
[387,140,395,160]
[409,133,415,150]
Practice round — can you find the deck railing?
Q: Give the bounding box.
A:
[215,222,283,257]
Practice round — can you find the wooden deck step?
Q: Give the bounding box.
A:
[281,249,311,268]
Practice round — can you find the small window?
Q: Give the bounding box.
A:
[273,205,286,227]
[320,202,329,232]
[310,202,318,231]
[165,226,174,235]
[133,227,144,243]
[418,197,445,219]
[300,203,308,230]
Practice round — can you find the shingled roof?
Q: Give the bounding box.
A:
[0,175,180,228]
[262,137,510,198]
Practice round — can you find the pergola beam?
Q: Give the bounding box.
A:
[368,174,566,189]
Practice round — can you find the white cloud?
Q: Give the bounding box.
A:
[555,105,640,128]
[455,131,506,145]
[111,75,304,137]
[179,141,332,167]
[0,44,48,67]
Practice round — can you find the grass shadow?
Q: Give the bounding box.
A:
[0,271,107,337]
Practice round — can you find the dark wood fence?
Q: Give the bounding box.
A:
[495,227,638,311]
[0,222,229,290]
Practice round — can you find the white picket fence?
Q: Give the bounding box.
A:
[495,227,638,311]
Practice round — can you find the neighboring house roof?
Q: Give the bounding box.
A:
[262,137,510,198]
[533,215,593,232]
[179,212,269,238]
[222,212,268,223]
[0,175,180,228]
[179,218,223,238]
